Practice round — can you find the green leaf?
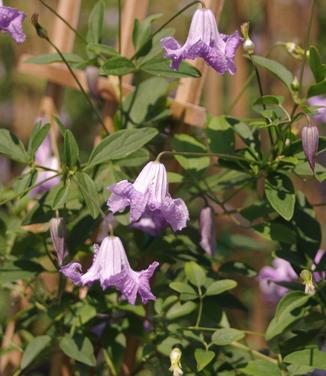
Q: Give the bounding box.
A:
[169,282,197,295]
[309,46,326,83]
[251,55,294,90]
[0,260,43,284]
[59,335,96,367]
[27,123,51,157]
[206,280,237,296]
[132,13,162,51]
[265,173,295,221]
[172,133,209,171]
[207,116,235,154]
[113,148,150,167]
[100,56,136,76]
[254,221,296,243]
[26,53,83,65]
[219,261,257,277]
[21,335,51,370]
[74,172,100,218]
[51,181,70,210]
[0,129,28,163]
[140,58,201,78]
[265,291,310,340]
[63,130,79,168]
[166,301,197,320]
[87,43,119,58]
[184,262,206,288]
[87,128,158,168]
[308,79,326,97]
[211,328,245,345]
[284,348,326,371]
[241,360,282,376]
[87,0,105,44]
[194,349,215,372]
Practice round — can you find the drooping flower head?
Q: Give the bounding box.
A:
[49,217,67,266]
[61,236,159,305]
[300,270,315,295]
[0,1,26,44]
[258,258,297,303]
[169,347,183,376]
[108,161,189,233]
[301,123,319,171]
[160,7,242,75]
[308,96,326,124]
[199,206,216,256]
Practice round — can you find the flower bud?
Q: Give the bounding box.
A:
[301,124,319,171]
[169,347,183,376]
[291,77,299,92]
[300,270,315,295]
[199,206,216,256]
[49,217,67,266]
[241,22,255,55]
[85,66,100,101]
[285,42,305,60]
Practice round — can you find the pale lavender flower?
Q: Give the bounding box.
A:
[61,236,159,305]
[312,249,326,283]
[160,8,242,75]
[32,135,60,194]
[131,215,167,236]
[85,66,100,101]
[96,213,117,242]
[49,217,67,266]
[0,1,26,44]
[199,206,216,256]
[108,161,189,233]
[258,258,297,303]
[308,96,326,123]
[301,124,319,171]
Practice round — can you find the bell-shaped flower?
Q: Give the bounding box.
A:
[61,236,159,305]
[300,270,315,295]
[199,206,216,256]
[308,96,326,123]
[49,217,67,266]
[258,258,297,303]
[169,347,183,376]
[160,8,242,75]
[107,161,189,233]
[301,124,319,171]
[0,1,26,44]
[32,135,60,194]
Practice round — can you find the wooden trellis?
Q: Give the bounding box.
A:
[18,0,225,131]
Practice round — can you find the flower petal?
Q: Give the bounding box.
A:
[161,196,189,232]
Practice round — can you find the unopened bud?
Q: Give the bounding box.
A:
[291,77,299,92]
[300,270,315,295]
[85,66,100,101]
[241,22,255,55]
[301,123,319,171]
[169,347,183,376]
[50,217,67,266]
[31,13,48,40]
[285,42,305,60]
[199,206,216,256]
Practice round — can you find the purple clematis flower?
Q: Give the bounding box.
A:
[108,161,189,233]
[199,206,216,256]
[258,258,297,303]
[32,134,60,195]
[61,236,159,305]
[0,1,26,44]
[308,96,326,124]
[160,7,242,75]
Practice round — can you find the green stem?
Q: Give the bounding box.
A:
[44,37,108,133]
[156,150,248,163]
[0,173,61,206]
[187,326,264,337]
[38,0,87,44]
[290,0,315,118]
[131,0,205,60]
[118,0,123,127]
[195,289,203,327]
[34,164,59,173]
[231,342,278,365]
